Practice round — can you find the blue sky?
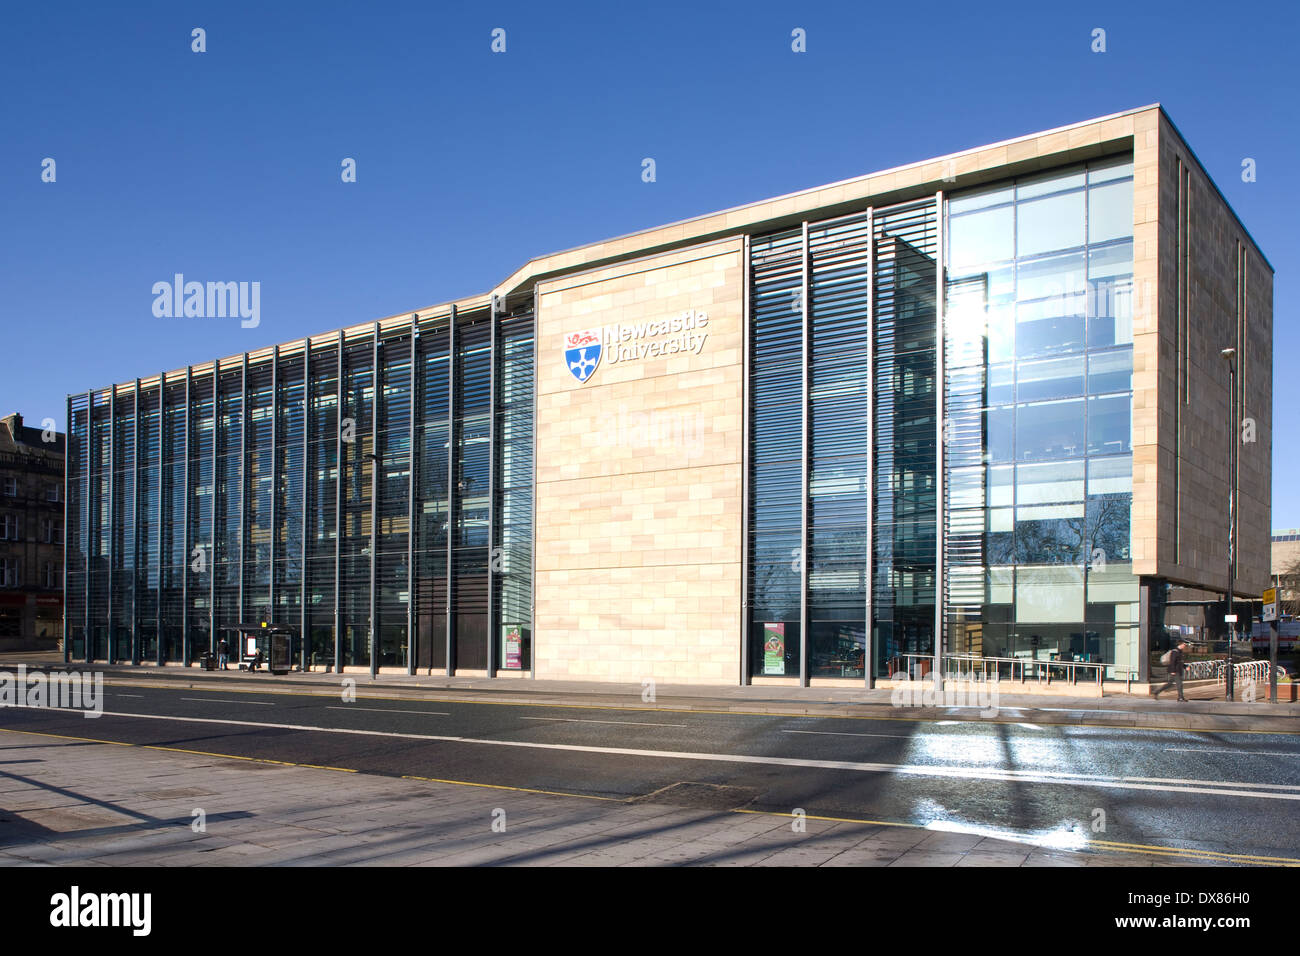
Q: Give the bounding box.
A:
[0,0,1293,526]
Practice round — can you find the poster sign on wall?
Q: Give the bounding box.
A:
[763,623,785,675]
[504,625,522,670]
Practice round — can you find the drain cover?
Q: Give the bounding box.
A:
[630,782,760,810]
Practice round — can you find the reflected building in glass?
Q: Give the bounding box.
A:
[65,105,1272,686]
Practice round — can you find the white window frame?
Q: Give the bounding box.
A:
[2,477,15,497]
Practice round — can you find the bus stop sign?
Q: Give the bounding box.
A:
[1262,587,1278,623]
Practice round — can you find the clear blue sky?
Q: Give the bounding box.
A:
[1,0,1293,526]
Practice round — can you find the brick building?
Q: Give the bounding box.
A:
[0,412,65,649]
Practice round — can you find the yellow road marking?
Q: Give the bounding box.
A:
[732,807,920,829]
[732,807,1300,866]
[0,726,133,746]
[401,774,618,801]
[1089,837,1300,866]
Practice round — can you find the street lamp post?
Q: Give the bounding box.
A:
[1221,347,1236,701]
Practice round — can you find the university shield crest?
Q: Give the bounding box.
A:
[564,329,602,383]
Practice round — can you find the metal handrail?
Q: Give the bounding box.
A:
[890,652,1138,692]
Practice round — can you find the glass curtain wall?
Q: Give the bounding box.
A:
[159,378,186,662]
[944,155,1137,676]
[213,364,243,658]
[747,228,804,677]
[65,394,88,659]
[243,358,273,629]
[305,341,339,666]
[376,325,413,669]
[135,385,160,662]
[274,353,305,655]
[494,310,535,670]
[87,394,111,660]
[63,305,527,676]
[339,335,374,669]
[808,213,872,678]
[413,317,450,672]
[452,314,491,672]
[872,201,939,679]
[187,375,213,661]
[110,389,136,662]
[747,199,938,682]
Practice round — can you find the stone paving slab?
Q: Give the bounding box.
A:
[0,729,1204,868]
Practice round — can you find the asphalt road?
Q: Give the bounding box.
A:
[4,681,1298,864]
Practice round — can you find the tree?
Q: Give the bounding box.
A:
[1279,554,1300,621]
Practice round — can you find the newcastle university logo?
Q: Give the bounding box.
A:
[564,329,602,384]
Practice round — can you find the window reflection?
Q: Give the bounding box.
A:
[1017,356,1084,402]
[946,155,1137,671]
[1087,394,1131,456]
[1016,398,1085,461]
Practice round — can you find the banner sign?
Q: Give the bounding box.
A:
[504,625,522,670]
[763,623,785,676]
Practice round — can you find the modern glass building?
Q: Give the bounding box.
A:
[65,105,1273,685]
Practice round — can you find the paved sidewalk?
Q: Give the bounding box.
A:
[5,652,1297,734]
[0,729,1199,867]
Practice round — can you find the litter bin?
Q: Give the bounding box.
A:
[198,652,217,671]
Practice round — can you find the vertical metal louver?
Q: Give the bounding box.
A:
[452,312,491,671]
[375,326,412,669]
[64,393,89,660]
[185,375,213,660]
[413,316,450,672]
[807,211,873,679]
[304,343,338,666]
[111,388,137,661]
[213,365,243,656]
[273,354,305,634]
[871,199,939,677]
[338,334,374,668]
[493,307,534,671]
[747,228,804,677]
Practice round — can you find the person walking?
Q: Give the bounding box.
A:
[1154,641,1189,701]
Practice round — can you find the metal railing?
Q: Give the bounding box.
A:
[1219,659,1270,686]
[891,652,1138,691]
[1182,659,1272,686]
[1183,659,1221,681]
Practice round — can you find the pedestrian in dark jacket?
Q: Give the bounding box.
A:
[1154,642,1189,701]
